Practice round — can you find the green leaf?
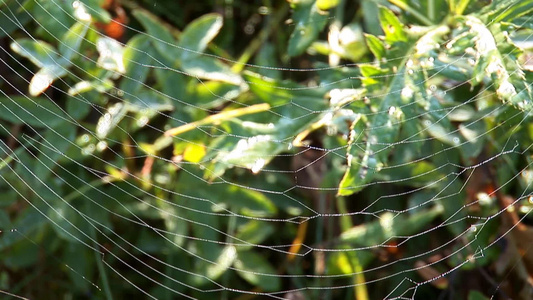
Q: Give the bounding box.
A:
[364,33,385,60]
[465,16,533,111]
[340,206,443,245]
[63,242,94,291]
[0,210,45,251]
[481,0,533,24]
[254,43,282,80]
[120,35,154,96]
[30,0,74,39]
[132,10,177,59]
[468,290,490,300]
[0,210,10,229]
[379,6,408,44]
[338,68,407,196]
[59,21,89,62]
[235,221,275,250]
[181,56,246,87]
[337,18,449,196]
[234,250,281,291]
[68,79,114,96]
[10,39,62,69]
[317,0,340,11]
[227,186,278,217]
[0,1,32,39]
[125,88,174,112]
[288,1,329,57]
[193,81,243,109]
[178,13,223,60]
[3,239,39,269]
[34,125,76,180]
[206,246,236,280]
[0,96,69,128]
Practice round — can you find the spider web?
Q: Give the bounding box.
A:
[0,0,533,299]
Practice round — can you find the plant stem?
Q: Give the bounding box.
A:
[336,196,369,300]
[164,103,270,137]
[428,0,435,22]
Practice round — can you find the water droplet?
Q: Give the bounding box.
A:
[424,120,431,126]
[453,137,460,144]
[428,57,434,63]
[72,1,80,8]
[287,143,293,150]
[407,69,414,75]
[429,85,437,91]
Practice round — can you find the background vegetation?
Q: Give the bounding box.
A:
[1,0,533,299]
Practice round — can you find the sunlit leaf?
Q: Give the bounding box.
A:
[95,102,128,139]
[96,36,125,73]
[178,13,223,60]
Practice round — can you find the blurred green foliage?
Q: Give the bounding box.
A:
[1,0,533,299]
